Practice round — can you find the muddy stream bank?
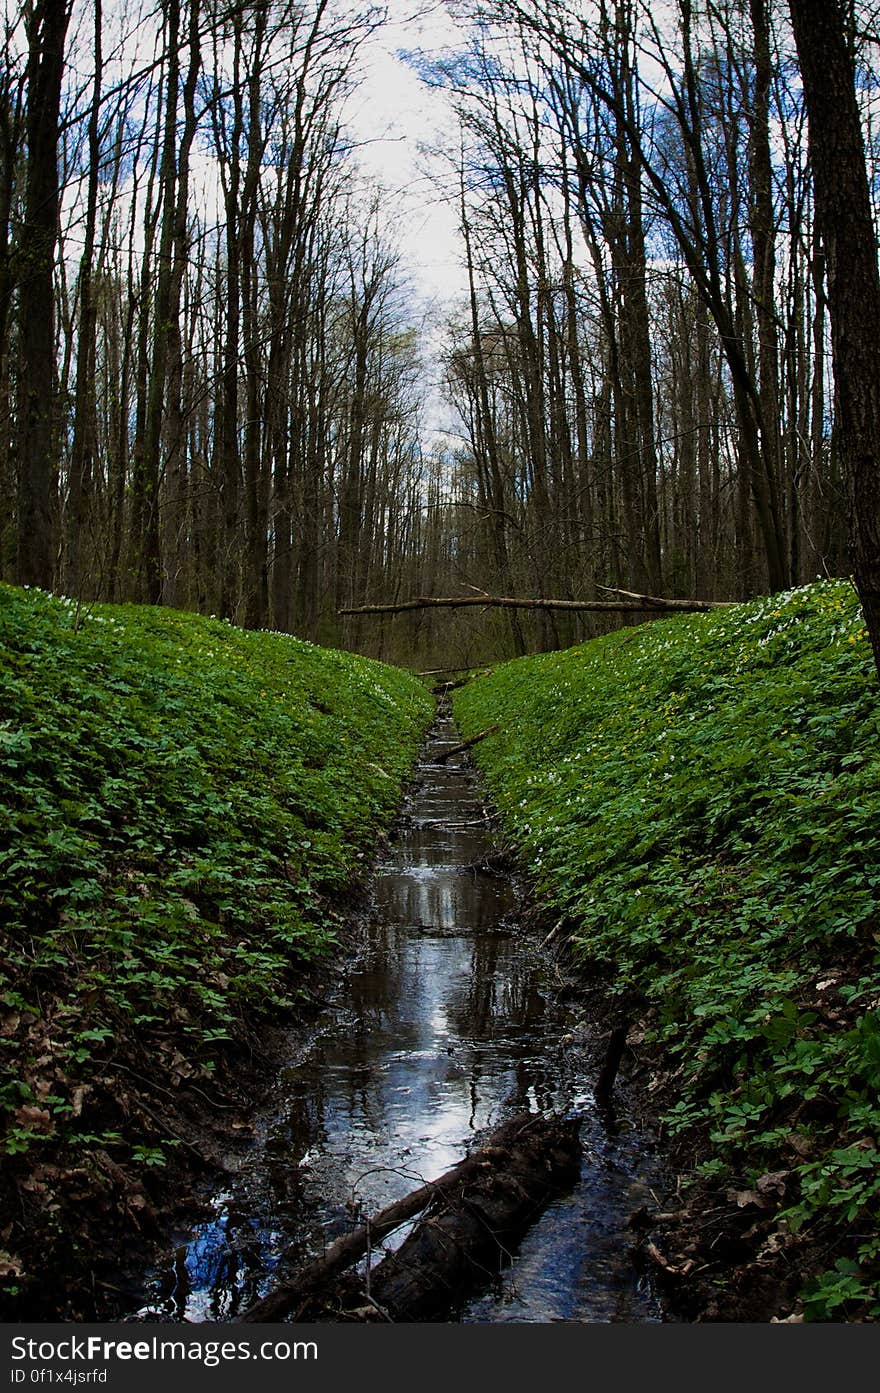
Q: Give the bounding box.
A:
[131,714,663,1323]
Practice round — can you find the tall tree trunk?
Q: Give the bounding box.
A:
[17,0,70,589]
[217,15,245,621]
[129,106,162,601]
[789,0,880,673]
[460,179,526,656]
[746,0,785,585]
[0,57,24,580]
[615,0,662,593]
[66,0,102,598]
[163,0,201,610]
[137,0,182,603]
[239,18,268,632]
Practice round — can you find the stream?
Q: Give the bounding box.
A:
[132,714,663,1323]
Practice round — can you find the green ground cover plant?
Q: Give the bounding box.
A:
[454,580,880,1319]
[0,585,432,1307]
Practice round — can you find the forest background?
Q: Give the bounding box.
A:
[4,0,880,669]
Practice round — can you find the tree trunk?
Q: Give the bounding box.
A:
[16,0,70,589]
[162,0,201,610]
[137,0,182,604]
[340,591,730,616]
[239,1111,580,1323]
[747,0,785,586]
[0,55,24,580]
[789,0,880,674]
[65,0,101,598]
[460,165,527,657]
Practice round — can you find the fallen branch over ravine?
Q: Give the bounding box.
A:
[435,724,499,763]
[238,1110,580,1323]
[339,592,733,617]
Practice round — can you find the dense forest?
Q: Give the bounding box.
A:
[3,0,880,1327]
[3,0,880,668]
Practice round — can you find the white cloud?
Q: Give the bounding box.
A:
[343,1,468,307]
[338,2,472,440]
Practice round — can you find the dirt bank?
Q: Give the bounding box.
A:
[0,900,376,1322]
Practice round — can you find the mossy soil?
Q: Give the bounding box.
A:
[454,581,880,1321]
[0,587,433,1318]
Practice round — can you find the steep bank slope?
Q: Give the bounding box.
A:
[0,586,433,1315]
[455,581,880,1320]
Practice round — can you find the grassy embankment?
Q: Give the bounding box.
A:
[455,580,880,1320]
[0,585,433,1313]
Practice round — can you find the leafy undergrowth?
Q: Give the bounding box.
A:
[0,585,433,1316]
[454,580,880,1321]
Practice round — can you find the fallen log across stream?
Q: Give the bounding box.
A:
[434,724,499,764]
[340,590,733,617]
[238,1111,581,1323]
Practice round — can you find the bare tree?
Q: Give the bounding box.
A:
[789,0,880,672]
[0,12,26,577]
[16,0,71,588]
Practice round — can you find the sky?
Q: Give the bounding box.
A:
[346,1,468,305]
[340,1,473,443]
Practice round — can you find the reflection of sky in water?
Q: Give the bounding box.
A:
[277,921,568,1226]
[137,722,661,1323]
[147,1199,286,1321]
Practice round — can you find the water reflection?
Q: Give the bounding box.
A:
[135,718,662,1322]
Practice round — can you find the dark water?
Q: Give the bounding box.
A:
[134,716,662,1323]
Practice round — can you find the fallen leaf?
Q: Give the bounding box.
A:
[728,1187,767,1209]
[18,1177,48,1195]
[757,1171,789,1197]
[170,1050,194,1077]
[757,1231,787,1261]
[14,1105,54,1134]
[786,1133,813,1157]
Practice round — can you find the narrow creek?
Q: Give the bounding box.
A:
[132,713,663,1323]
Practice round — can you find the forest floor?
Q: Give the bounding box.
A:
[455,579,880,1322]
[0,939,357,1320]
[4,580,879,1322]
[557,963,837,1322]
[0,587,432,1319]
